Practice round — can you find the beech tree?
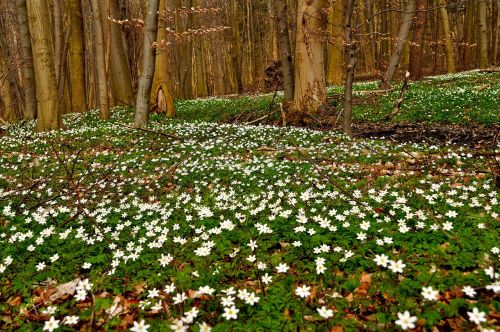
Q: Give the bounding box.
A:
[27,0,62,131]
[292,0,328,123]
[134,0,160,128]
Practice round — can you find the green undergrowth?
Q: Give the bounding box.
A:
[174,70,499,126]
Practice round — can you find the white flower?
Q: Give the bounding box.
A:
[158,253,173,267]
[395,311,417,330]
[421,286,439,301]
[43,317,60,332]
[442,221,453,231]
[388,260,406,273]
[198,322,212,332]
[49,254,59,263]
[248,239,258,251]
[147,288,160,298]
[276,263,289,273]
[462,285,476,297]
[82,262,92,269]
[317,306,333,319]
[36,261,46,271]
[169,319,187,332]
[221,296,235,307]
[164,283,176,294]
[172,292,187,304]
[244,292,260,305]
[198,285,215,296]
[484,266,496,279]
[295,285,311,298]
[64,315,79,325]
[467,307,486,325]
[373,254,389,267]
[130,319,150,332]
[75,289,87,301]
[42,306,57,315]
[222,306,239,320]
[261,273,273,285]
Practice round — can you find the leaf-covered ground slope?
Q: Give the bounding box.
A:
[0,72,499,331]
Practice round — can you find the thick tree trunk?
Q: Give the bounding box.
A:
[90,0,110,119]
[67,0,87,113]
[135,0,159,127]
[478,0,489,68]
[326,0,345,86]
[292,0,327,122]
[109,0,134,105]
[409,0,428,80]
[382,0,417,88]
[150,0,175,117]
[16,0,36,120]
[343,0,356,137]
[27,0,62,131]
[494,1,500,64]
[275,0,294,102]
[437,0,456,73]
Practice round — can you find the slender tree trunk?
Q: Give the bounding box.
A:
[343,0,356,137]
[358,0,375,74]
[150,0,175,117]
[292,0,327,122]
[437,0,456,73]
[16,0,36,120]
[494,1,500,64]
[0,43,16,122]
[409,0,428,80]
[275,0,294,102]
[463,1,476,69]
[478,0,489,68]
[380,0,389,68]
[27,0,62,131]
[382,0,417,88]
[135,0,160,127]
[192,0,208,97]
[229,0,243,93]
[90,0,110,119]
[109,0,134,105]
[326,0,345,85]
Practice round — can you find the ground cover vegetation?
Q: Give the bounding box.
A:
[0,72,499,331]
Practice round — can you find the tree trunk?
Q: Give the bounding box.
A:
[27,0,62,131]
[229,0,243,93]
[477,0,489,68]
[437,0,456,73]
[463,1,476,69]
[380,0,389,68]
[494,0,500,64]
[135,0,160,128]
[326,0,345,85]
[150,0,175,117]
[358,0,375,74]
[109,0,134,105]
[192,0,208,97]
[0,45,16,122]
[90,0,110,119]
[292,0,327,122]
[275,0,294,102]
[67,0,87,113]
[382,0,417,88]
[343,0,356,137]
[16,0,36,120]
[409,0,428,80]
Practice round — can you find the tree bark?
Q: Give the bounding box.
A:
[292,0,327,122]
[382,0,417,88]
[16,0,36,120]
[358,0,375,74]
[343,0,356,137]
[437,0,456,73]
[135,0,160,128]
[90,0,110,119]
[409,0,428,80]
[275,0,294,102]
[326,0,345,85]
[27,0,62,131]
[109,0,134,105]
[494,0,500,65]
[67,0,87,113]
[150,0,175,117]
[230,0,243,93]
[477,0,489,68]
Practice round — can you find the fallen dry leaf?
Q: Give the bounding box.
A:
[48,278,80,302]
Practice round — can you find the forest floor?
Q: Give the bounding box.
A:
[0,70,499,331]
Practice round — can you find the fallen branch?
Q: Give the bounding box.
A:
[245,110,279,125]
